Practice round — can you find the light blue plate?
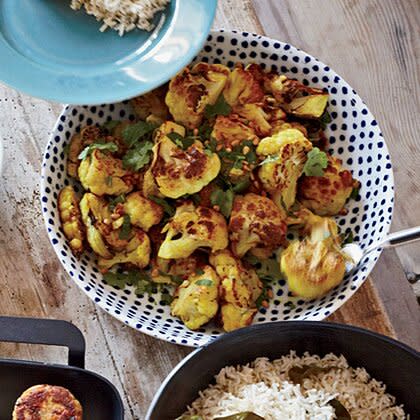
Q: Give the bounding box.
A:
[0,0,217,104]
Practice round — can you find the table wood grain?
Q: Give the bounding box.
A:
[0,1,418,419]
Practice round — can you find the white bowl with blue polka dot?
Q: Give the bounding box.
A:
[41,30,394,347]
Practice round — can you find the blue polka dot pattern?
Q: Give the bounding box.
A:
[40,30,394,348]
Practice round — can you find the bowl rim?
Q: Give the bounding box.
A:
[146,321,420,419]
[41,29,395,347]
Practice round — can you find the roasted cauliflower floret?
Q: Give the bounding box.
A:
[170,265,220,330]
[151,122,221,198]
[123,191,164,231]
[234,103,271,137]
[78,149,134,196]
[67,125,101,178]
[229,193,287,258]
[257,128,312,210]
[151,255,203,284]
[166,63,230,128]
[210,250,262,332]
[223,64,265,107]
[280,211,346,299]
[98,229,151,272]
[58,186,85,256]
[211,114,259,149]
[265,76,328,118]
[298,154,359,216]
[159,203,228,259]
[79,193,112,258]
[131,85,169,122]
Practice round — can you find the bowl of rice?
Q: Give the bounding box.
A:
[147,322,419,419]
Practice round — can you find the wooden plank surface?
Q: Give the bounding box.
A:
[253,0,420,347]
[0,1,418,419]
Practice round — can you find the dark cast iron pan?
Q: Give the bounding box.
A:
[147,321,420,419]
[0,316,124,420]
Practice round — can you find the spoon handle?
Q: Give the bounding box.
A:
[365,226,420,255]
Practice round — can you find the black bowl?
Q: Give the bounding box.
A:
[147,321,420,419]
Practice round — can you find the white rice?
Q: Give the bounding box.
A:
[70,0,170,35]
[186,351,407,420]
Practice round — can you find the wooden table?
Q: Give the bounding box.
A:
[0,1,419,418]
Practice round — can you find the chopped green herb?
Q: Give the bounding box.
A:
[103,270,139,288]
[302,147,328,177]
[210,187,234,218]
[135,279,155,295]
[122,121,156,147]
[285,301,297,310]
[256,287,269,309]
[160,291,174,305]
[204,94,231,119]
[245,255,282,283]
[149,195,176,217]
[242,140,257,164]
[195,268,205,276]
[63,143,70,155]
[167,132,196,150]
[198,123,213,141]
[78,142,118,160]
[109,194,126,212]
[232,177,251,193]
[105,175,113,186]
[350,186,360,200]
[118,214,131,240]
[102,120,120,133]
[206,137,218,153]
[196,279,213,286]
[319,110,332,130]
[341,230,354,245]
[122,140,153,171]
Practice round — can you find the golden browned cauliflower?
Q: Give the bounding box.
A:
[67,125,101,178]
[223,64,265,107]
[58,186,85,256]
[166,63,230,128]
[265,76,328,118]
[151,122,221,198]
[280,210,346,299]
[123,191,164,231]
[151,255,203,284]
[78,149,135,196]
[170,265,220,330]
[229,193,287,258]
[79,193,113,258]
[209,250,262,332]
[234,103,271,137]
[298,154,359,216]
[211,114,259,149]
[257,128,312,210]
[158,203,228,259]
[98,229,151,272]
[131,85,169,122]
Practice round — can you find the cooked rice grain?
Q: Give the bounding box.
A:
[186,351,407,420]
[70,0,170,35]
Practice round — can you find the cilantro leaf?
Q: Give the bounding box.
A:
[122,141,153,171]
[118,214,131,240]
[78,142,118,160]
[122,121,157,147]
[256,287,269,309]
[109,194,126,212]
[204,94,231,119]
[102,120,120,133]
[149,195,176,217]
[167,132,196,150]
[303,147,328,176]
[103,270,139,288]
[341,230,354,245]
[232,176,251,193]
[285,301,297,310]
[210,187,234,218]
[195,268,205,276]
[350,186,360,200]
[242,140,257,164]
[196,279,213,286]
[245,255,282,283]
[319,110,332,130]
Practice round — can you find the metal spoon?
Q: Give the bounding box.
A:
[342,226,420,272]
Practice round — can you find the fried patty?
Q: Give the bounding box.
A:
[12,384,83,420]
